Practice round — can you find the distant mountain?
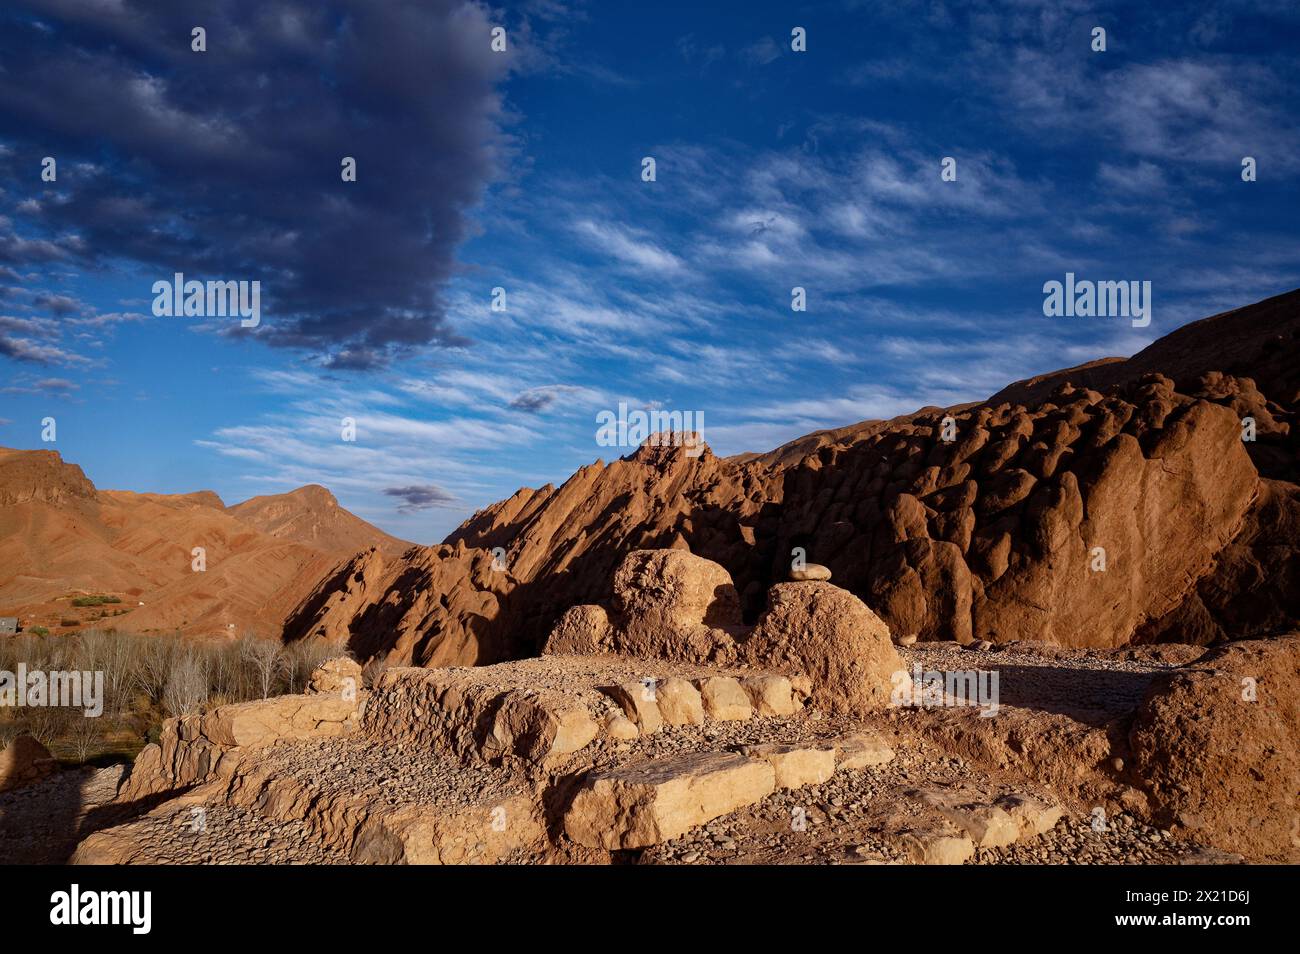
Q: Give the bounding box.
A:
[226,485,410,558]
[0,450,413,639]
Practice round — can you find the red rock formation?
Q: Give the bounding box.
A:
[284,289,1300,664]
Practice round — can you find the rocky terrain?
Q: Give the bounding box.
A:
[5,545,1285,866]
[284,289,1299,667]
[0,449,410,638]
[1,290,1296,867]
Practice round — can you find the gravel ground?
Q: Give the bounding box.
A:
[900,642,1196,725]
[93,803,344,865]
[576,710,853,772]
[0,763,128,864]
[641,733,1223,866]
[978,811,1213,865]
[263,735,529,808]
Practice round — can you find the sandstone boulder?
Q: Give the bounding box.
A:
[790,563,832,582]
[308,656,362,696]
[994,793,1065,838]
[351,794,545,865]
[1129,634,1300,862]
[603,712,640,741]
[653,677,706,726]
[909,787,1020,849]
[693,676,753,721]
[611,549,742,660]
[0,734,57,792]
[602,680,664,735]
[563,751,776,849]
[483,688,599,764]
[199,693,360,748]
[740,742,835,788]
[886,816,976,865]
[542,604,614,655]
[740,674,799,716]
[741,582,901,714]
[833,731,896,770]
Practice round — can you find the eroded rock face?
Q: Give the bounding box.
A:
[611,549,742,658]
[285,291,1300,660]
[543,604,614,655]
[1129,634,1300,862]
[119,691,363,801]
[283,544,519,667]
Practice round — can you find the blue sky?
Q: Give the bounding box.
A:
[1,0,1298,542]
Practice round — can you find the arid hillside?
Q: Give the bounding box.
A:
[285,288,1300,666]
[0,450,411,639]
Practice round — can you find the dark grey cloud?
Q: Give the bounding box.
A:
[0,334,84,365]
[383,483,458,512]
[507,383,586,412]
[31,292,84,316]
[0,0,512,368]
[0,315,59,337]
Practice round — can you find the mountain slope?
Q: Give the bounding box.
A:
[284,288,1300,666]
[0,452,413,638]
[226,485,410,558]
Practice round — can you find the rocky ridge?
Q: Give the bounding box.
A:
[284,289,1300,666]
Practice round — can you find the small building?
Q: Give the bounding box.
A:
[0,617,18,635]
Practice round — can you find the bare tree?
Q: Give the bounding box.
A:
[164,650,210,716]
[23,705,71,748]
[67,713,102,763]
[239,636,283,700]
[135,638,174,708]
